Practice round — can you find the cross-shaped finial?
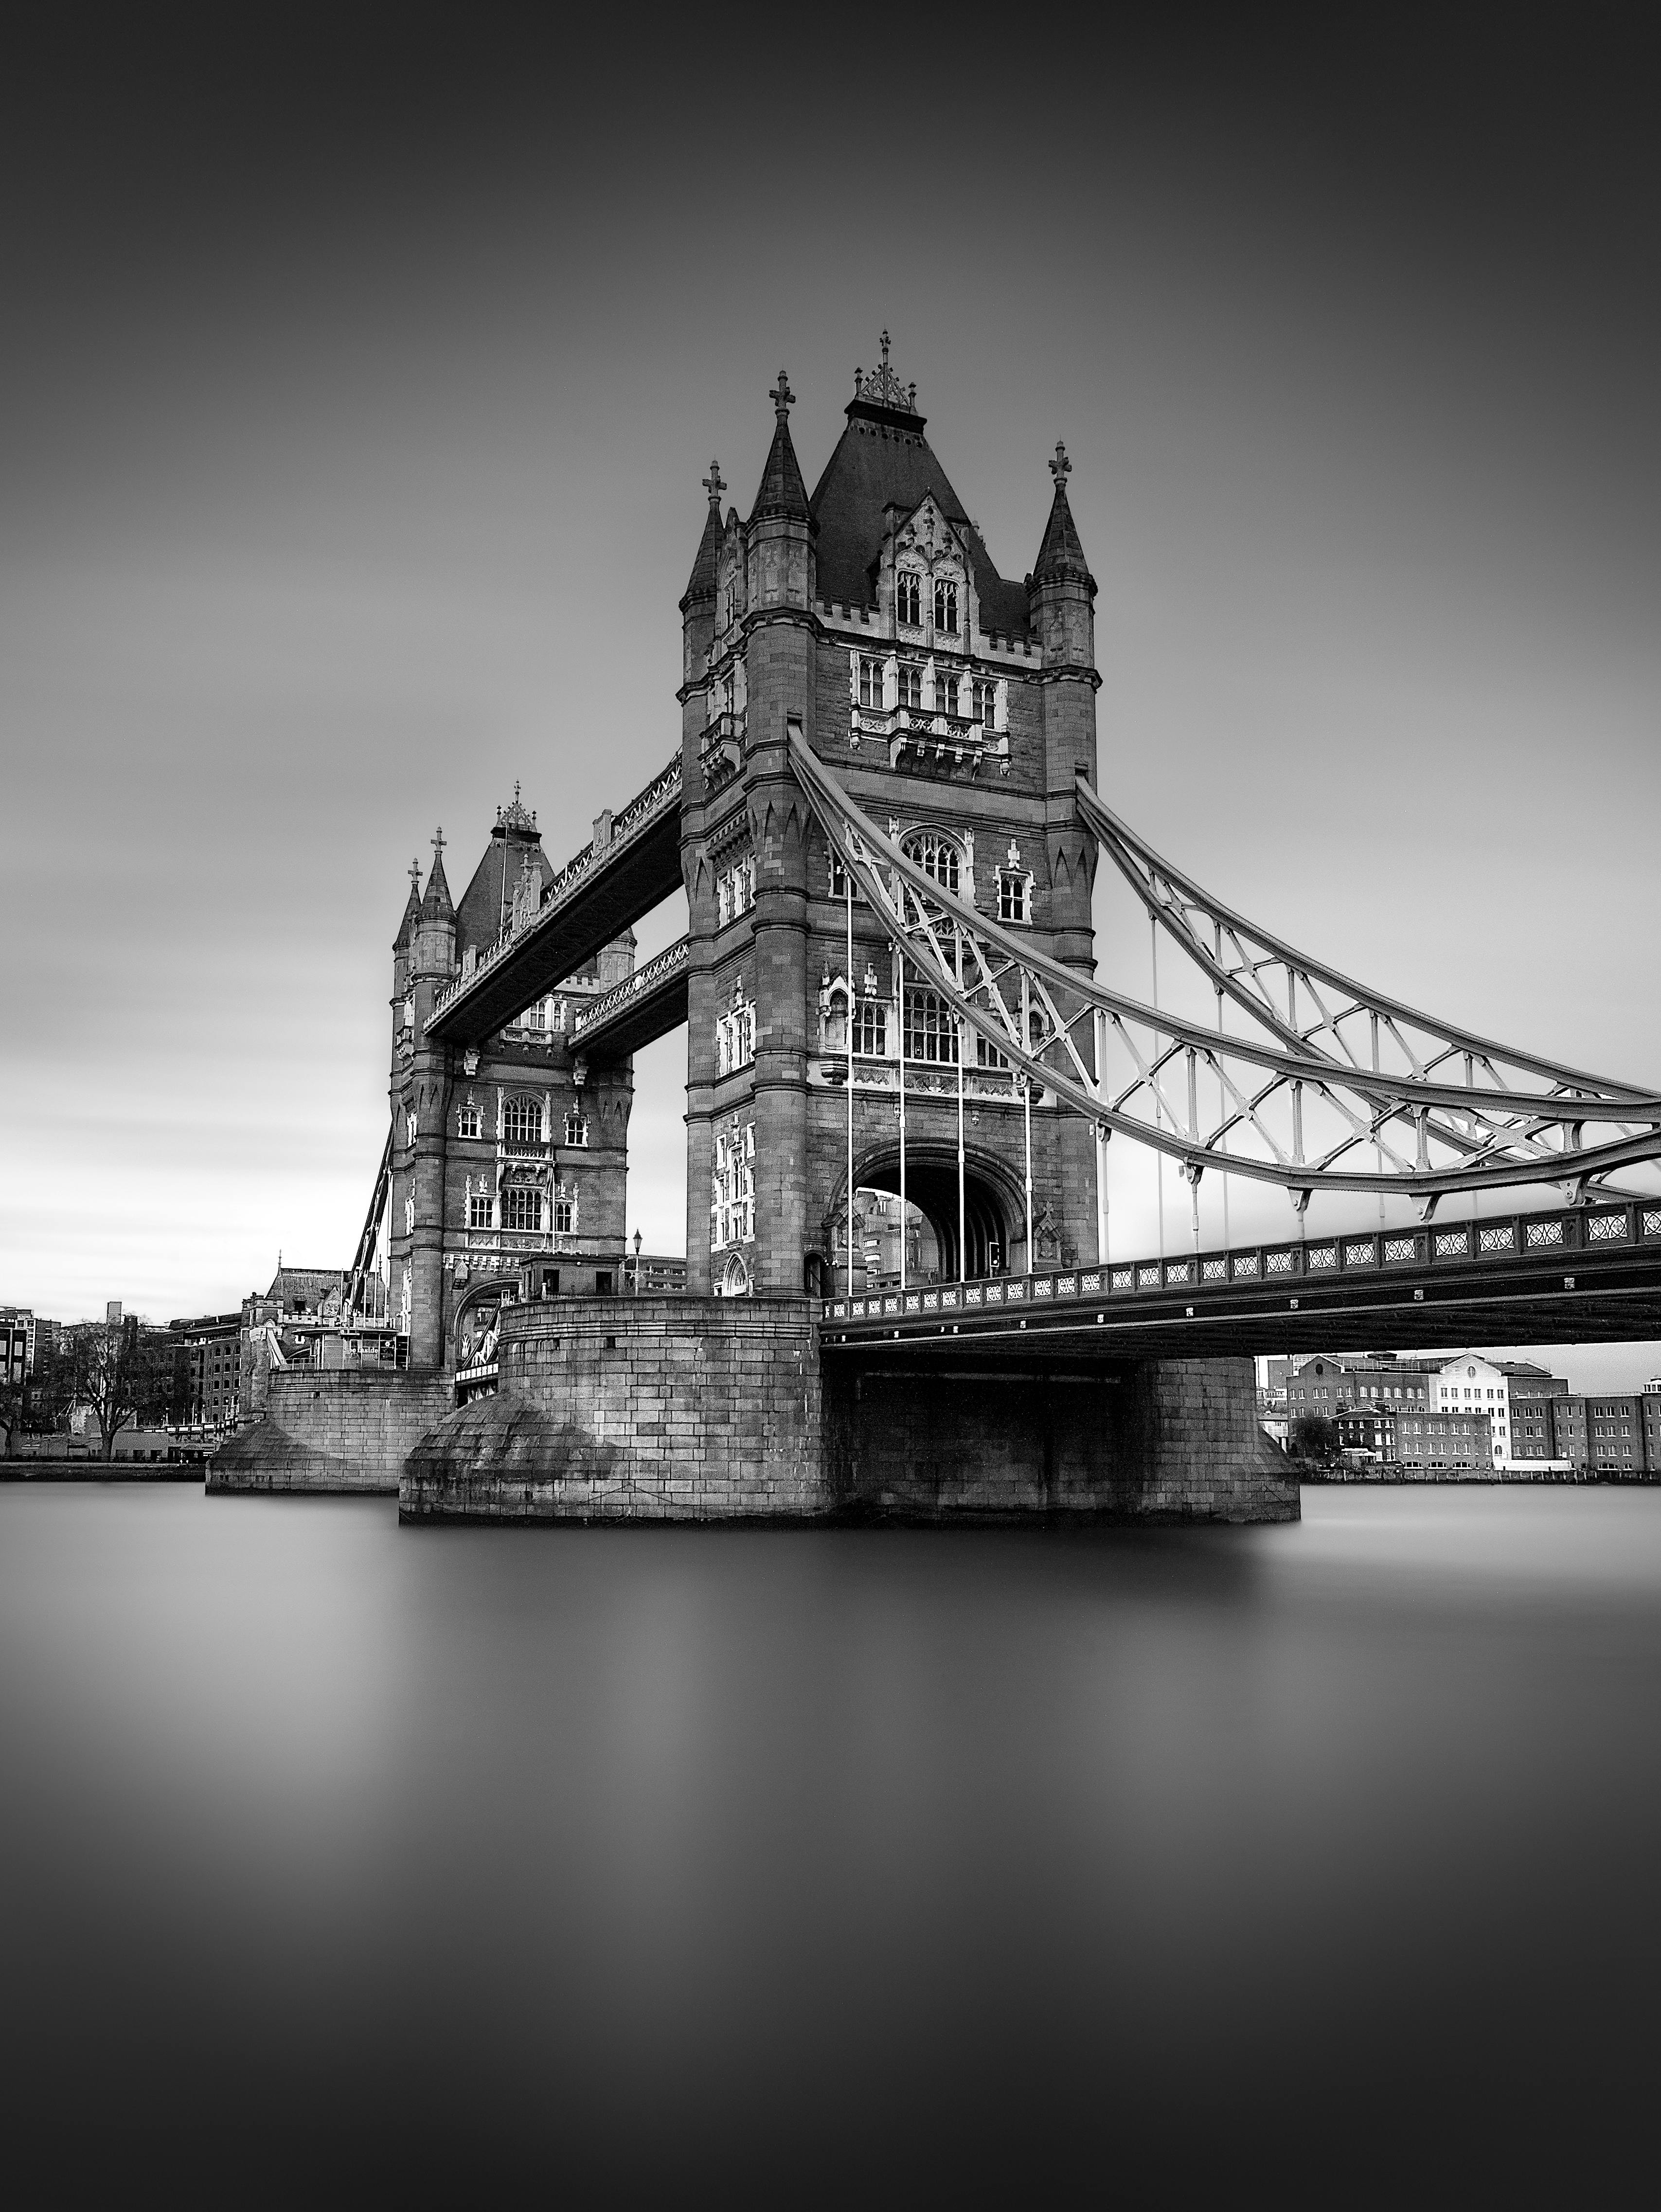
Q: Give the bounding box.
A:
[409,860,421,890]
[880,329,891,368]
[1050,440,1072,488]
[769,370,794,419]
[702,458,725,508]
[432,827,445,859]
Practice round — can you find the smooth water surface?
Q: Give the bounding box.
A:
[2,1485,1657,2204]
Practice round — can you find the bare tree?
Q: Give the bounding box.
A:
[0,1377,24,1458]
[64,1316,175,1462]
[1290,1413,1340,1464]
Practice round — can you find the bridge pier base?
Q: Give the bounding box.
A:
[395,1297,1295,1526]
[822,1352,1296,1524]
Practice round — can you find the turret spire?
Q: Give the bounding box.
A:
[749,371,814,528]
[393,860,422,951]
[682,461,726,611]
[1031,439,1093,589]
[421,827,454,921]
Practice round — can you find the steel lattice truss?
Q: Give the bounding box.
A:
[788,735,1661,1211]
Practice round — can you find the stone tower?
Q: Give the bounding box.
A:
[678,342,1101,1297]
[386,795,639,1372]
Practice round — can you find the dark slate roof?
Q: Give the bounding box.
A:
[808,398,1031,635]
[680,500,724,611]
[264,1267,343,1313]
[1032,480,1094,591]
[420,846,455,924]
[454,832,555,960]
[747,414,815,527]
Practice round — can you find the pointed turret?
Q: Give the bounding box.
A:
[681,460,726,614]
[1027,441,1097,685]
[393,861,421,953]
[420,830,454,923]
[412,829,457,985]
[1030,441,1095,593]
[747,371,815,530]
[1025,440,1100,849]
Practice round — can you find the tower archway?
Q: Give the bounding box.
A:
[841,1141,1020,1284]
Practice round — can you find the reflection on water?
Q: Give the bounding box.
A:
[2,1486,1658,2205]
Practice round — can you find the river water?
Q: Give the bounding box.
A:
[2,1484,1656,2206]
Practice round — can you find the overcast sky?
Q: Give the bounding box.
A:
[2,6,1657,1382]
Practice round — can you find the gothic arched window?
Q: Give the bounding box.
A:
[902,830,960,895]
[503,1094,542,1144]
[896,572,922,627]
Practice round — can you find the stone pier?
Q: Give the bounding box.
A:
[397,1295,1295,1525]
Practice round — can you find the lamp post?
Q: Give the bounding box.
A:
[632,1228,643,1294]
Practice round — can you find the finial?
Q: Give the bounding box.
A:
[409,860,421,891]
[514,780,521,804]
[853,334,920,416]
[769,370,795,420]
[1050,441,1072,488]
[702,458,726,508]
[432,827,446,859]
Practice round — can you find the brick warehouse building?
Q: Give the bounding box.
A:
[679,347,1101,1295]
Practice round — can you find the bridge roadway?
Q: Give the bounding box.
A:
[428,754,683,1046]
[820,1198,1661,1368]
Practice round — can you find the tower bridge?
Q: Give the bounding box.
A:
[214,339,1661,1521]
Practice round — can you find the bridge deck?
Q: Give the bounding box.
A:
[429,756,683,1045]
[821,1199,1661,1364]
[570,937,689,1062]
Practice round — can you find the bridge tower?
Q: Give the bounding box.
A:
[679,343,1102,1298]
[387,802,638,1374]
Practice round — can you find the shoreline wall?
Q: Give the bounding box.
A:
[210,1371,454,1495]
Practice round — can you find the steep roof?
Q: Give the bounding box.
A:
[748,412,814,528]
[454,831,555,960]
[264,1267,342,1314]
[681,498,724,611]
[808,397,1031,634]
[393,869,421,953]
[1031,471,1094,591]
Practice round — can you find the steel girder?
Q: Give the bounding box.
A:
[345,1123,393,1320]
[787,735,1661,1206]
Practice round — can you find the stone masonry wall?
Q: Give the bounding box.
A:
[209,1371,454,1495]
[823,1352,1297,1523]
[400,1294,826,1522]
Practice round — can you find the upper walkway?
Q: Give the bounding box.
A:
[570,937,690,1062]
[820,1196,1661,1365]
[429,754,683,1045]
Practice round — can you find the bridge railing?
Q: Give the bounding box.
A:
[432,752,683,1023]
[821,1199,1661,1333]
[571,936,690,1044]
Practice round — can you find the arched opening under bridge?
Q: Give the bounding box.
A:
[836,1143,1018,1287]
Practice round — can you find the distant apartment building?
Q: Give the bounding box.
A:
[168,1311,244,1429]
[1287,1355,1436,1417]
[1336,1408,1397,1458]
[1550,1394,1654,1475]
[1434,1356,1517,1466]
[631,1253,688,1294]
[0,1306,33,1388]
[1394,1409,1491,1470]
